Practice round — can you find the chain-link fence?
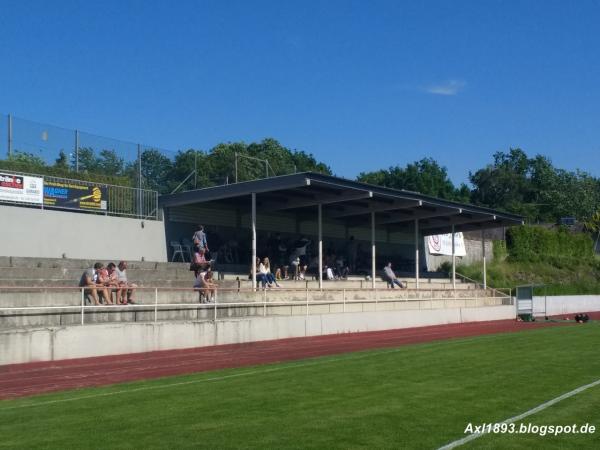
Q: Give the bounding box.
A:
[1,114,292,195]
[2,114,173,182]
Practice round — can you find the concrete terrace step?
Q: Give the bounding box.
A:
[0,287,503,309]
[0,256,190,271]
[0,277,478,292]
[0,296,511,329]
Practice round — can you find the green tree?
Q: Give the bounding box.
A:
[54,150,69,170]
[139,149,174,193]
[71,147,98,173]
[97,149,125,176]
[9,150,46,167]
[470,148,600,222]
[584,211,600,253]
[357,158,465,201]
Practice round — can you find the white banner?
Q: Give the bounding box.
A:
[427,233,466,256]
[0,173,44,204]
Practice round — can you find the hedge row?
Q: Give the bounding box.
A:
[506,225,594,262]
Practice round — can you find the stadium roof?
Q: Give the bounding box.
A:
[159,172,524,235]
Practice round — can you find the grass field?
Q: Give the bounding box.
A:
[1,324,599,449]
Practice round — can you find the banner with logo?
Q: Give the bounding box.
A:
[0,173,44,204]
[43,180,107,211]
[427,233,466,256]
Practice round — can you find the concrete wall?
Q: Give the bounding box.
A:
[532,295,600,316]
[0,204,167,262]
[425,238,493,271]
[0,304,514,365]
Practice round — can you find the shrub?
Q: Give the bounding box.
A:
[506,225,594,262]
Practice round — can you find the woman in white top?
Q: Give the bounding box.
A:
[260,257,279,288]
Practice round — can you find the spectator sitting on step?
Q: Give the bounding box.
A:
[382,262,407,289]
[194,267,216,303]
[106,262,124,304]
[116,261,138,304]
[192,247,210,277]
[250,257,268,289]
[260,257,280,287]
[79,262,109,305]
[96,265,115,305]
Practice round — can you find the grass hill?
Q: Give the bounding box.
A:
[455,225,600,295]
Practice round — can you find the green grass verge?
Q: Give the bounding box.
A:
[457,259,600,295]
[463,382,600,449]
[1,325,599,449]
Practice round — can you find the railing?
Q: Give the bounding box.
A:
[0,286,514,327]
[0,170,159,220]
[455,272,511,299]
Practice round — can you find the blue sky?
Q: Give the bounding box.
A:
[1,0,599,184]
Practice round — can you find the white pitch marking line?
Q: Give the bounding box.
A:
[438,378,600,450]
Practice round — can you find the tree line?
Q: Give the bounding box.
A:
[2,141,599,225]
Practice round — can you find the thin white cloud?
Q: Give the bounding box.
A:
[424,79,466,96]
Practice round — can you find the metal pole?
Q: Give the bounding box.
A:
[154,288,158,323]
[306,286,309,317]
[80,287,85,325]
[194,151,198,188]
[318,204,323,290]
[265,160,268,178]
[452,225,456,289]
[371,212,376,289]
[7,114,12,159]
[137,144,142,217]
[251,192,257,290]
[235,152,238,183]
[75,129,80,172]
[415,219,420,289]
[481,229,487,290]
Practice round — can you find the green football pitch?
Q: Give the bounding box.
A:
[1,324,599,449]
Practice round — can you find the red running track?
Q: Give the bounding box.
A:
[0,317,589,400]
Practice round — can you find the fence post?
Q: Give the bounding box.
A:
[263,288,267,317]
[80,287,85,325]
[75,129,80,172]
[137,144,142,218]
[7,114,12,159]
[154,288,158,323]
[306,286,309,317]
[194,151,198,188]
[214,294,217,321]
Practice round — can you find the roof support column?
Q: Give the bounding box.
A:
[415,219,419,290]
[251,193,257,290]
[318,203,323,290]
[482,229,487,290]
[371,212,376,289]
[452,225,456,290]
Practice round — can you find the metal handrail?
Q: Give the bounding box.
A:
[455,272,510,298]
[0,286,513,326]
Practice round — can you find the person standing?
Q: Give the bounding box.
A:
[192,224,209,253]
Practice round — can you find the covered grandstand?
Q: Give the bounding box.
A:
[160,172,524,289]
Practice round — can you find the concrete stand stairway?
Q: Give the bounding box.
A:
[0,257,509,329]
